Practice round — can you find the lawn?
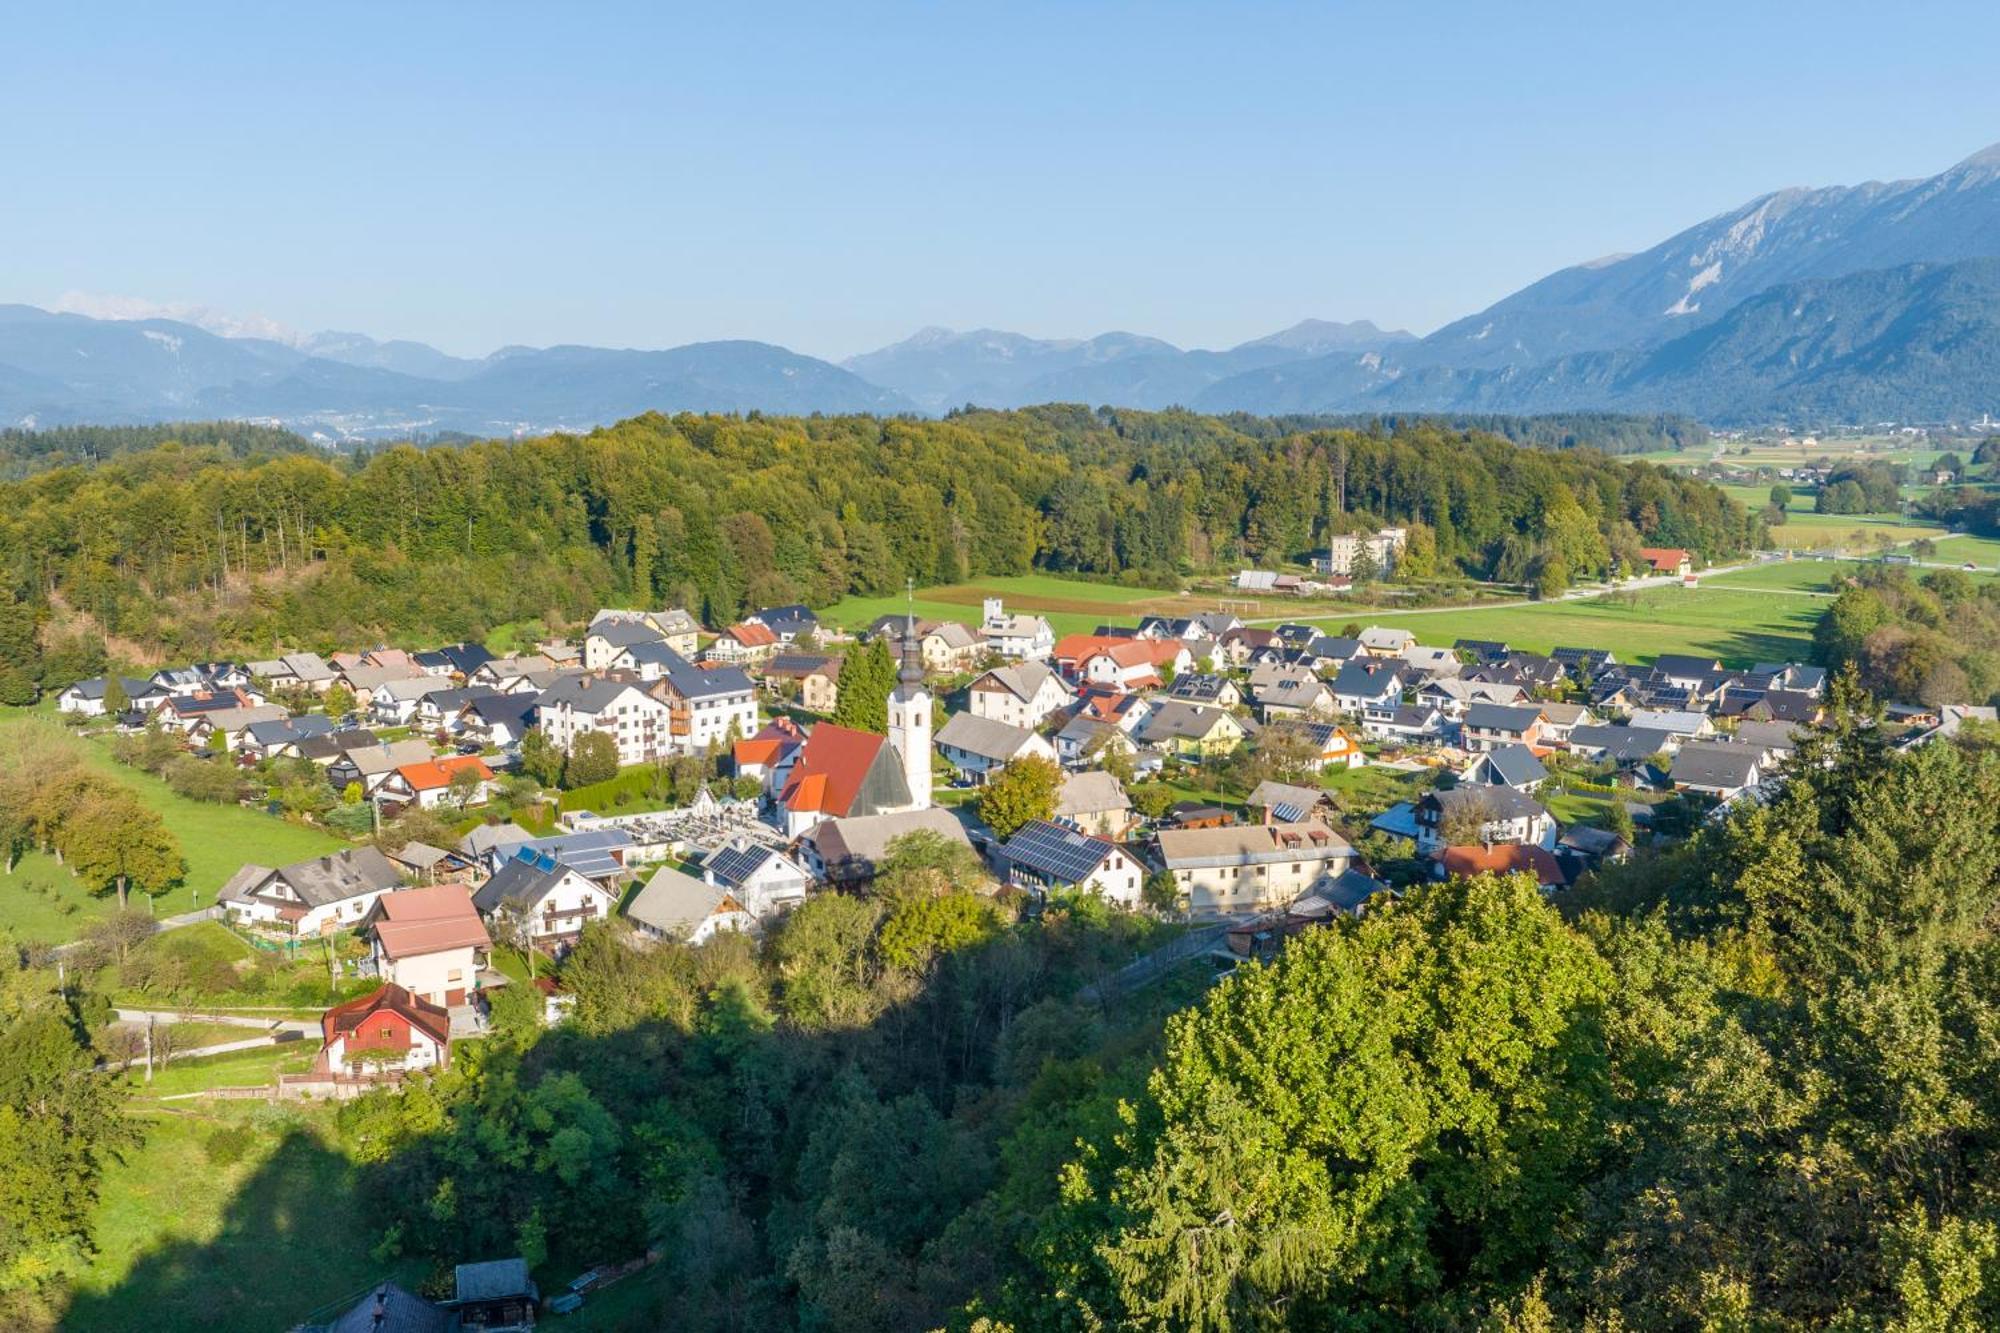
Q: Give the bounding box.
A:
[1303,585,1825,667]
[818,572,1190,638]
[0,712,347,917]
[0,848,123,943]
[103,921,377,1014]
[1697,558,1864,594]
[57,1104,420,1333]
[1931,534,2000,569]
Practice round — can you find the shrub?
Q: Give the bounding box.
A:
[203,1124,254,1166]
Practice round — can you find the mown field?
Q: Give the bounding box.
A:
[1303,584,1828,666]
[0,711,346,942]
[820,572,1198,637]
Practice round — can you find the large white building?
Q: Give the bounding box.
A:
[1311,528,1408,577]
[534,671,672,766]
[886,626,933,812]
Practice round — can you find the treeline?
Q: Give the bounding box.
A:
[1217,409,1710,455]
[1815,563,2000,704]
[0,421,313,480]
[0,407,1758,665]
[1815,459,1905,513]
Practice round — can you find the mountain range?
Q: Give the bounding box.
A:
[10,144,2000,436]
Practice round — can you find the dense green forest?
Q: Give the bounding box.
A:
[26,689,2000,1330]
[1216,410,1710,456]
[1814,564,2000,704]
[0,421,312,480]
[0,407,1758,667]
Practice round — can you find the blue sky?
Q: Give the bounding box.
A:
[5,2,1998,360]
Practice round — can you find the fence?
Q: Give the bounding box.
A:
[1078,923,1234,1005]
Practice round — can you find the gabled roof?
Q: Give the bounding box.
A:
[321,983,450,1048]
[626,866,745,937]
[1331,661,1403,698]
[395,754,493,793]
[456,821,537,858]
[1421,784,1547,822]
[1055,768,1132,818]
[1567,724,1674,763]
[1463,702,1543,733]
[780,723,908,819]
[1157,819,1351,867]
[586,619,666,649]
[1627,708,1709,736]
[974,660,1064,702]
[936,711,1043,762]
[1477,742,1549,789]
[1652,653,1723,678]
[1669,742,1762,790]
[805,807,975,877]
[723,621,779,648]
[1137,701,1243,743]
[472,854,587,914]
[999,819,1130,884]
[1435,843,1568,887]
[1247,779,1329,821]
[536,670,652,715]
[652,649,754,701]
[701,840,798,890]
[224,848,401,910]
[370,885,492,959]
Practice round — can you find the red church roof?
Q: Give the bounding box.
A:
[779,723,888,818]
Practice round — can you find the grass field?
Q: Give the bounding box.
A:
[0,712,346,934]
[59,1103,416,1333]
[1932,534,2000,569]
[819,572,1194,637]
[1697,559,1865,593]
[1302,584,1826,666]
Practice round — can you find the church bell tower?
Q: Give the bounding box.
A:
[886,583,933,811]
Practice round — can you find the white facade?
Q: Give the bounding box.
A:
[887,665,933,813]
[538,680,673,767]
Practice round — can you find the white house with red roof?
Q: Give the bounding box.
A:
[318,984,452,1076]
[363,885,493,1008]
[374,755,495,812]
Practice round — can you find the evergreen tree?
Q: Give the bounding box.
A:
[0,594,39,707]
[833,638,896,733]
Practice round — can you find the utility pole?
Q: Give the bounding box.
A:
[144,1015,154,1084]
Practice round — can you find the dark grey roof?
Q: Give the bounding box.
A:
[656,648,753,700]
[536,670,649,715]
[588,619,665,649]
[1464,702,1543,733]
[1480,742,1548,788]
[471,853,573,913]
[325,1282,452,1333]
[265,848,402,909]
[465,692,537,728]
[1653,654,1724,677]
[1670,743,1762,790]
[1422,784,1546,822]
[516,828,632,880]
[454,1257,537,1304]
[1331,662,1402,697]
[1566,724,1674,763]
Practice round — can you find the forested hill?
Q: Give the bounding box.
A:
[1211,410,1709,455]
[0,420,314,479]
[0,406,1758,663]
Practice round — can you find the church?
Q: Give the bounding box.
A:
[775,624,933,837]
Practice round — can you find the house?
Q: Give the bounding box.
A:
[156,689,257,733]
[800,657,843,714]
[583,616,667,671]
[246,651,339,692]
[1311,528,1407,576]
[777,722,920,837]
[310,1282,453,1333]
[1557,825,1634,870]
[1167,801,1235,830]
[1360,703,1446,744]
[1535,701,1599,745]
[1053,769,1136,839]
[881,620,982,673]
[996,819,1147,909]
[458,692,538,748]
[626,866,759,944]
[1459,742,1549,793]
[1358,626,1416,658]
[1455,638,1512,666]
[335,663,433,710]
[748,604,818,644]
[935,712,1059,782]
[1552,646,1618,678]
[472,848,619,954]
[1218,626,1285,667]
[1418,677,1529,718]
[1626,708,1715,741]
[470,653,556,693]
[55,675,162,717]
[384,841,478,885]
[296,727,382,767]
[1330,661,1405,715]
[364,675,449,729]
[1740,690,1823,725]
[1431,843,1570,892]
[1301,720,1368,767]
[456,820,537,869]
[1732,719,1804,760]
[1461,702,1545,752]
[508,828,635,890]
[1669,742,1765,800]
[219,847,405,937]
[447,1258,541,1331]
[1248,664,1336,721]
[700,839,812,918]
[375,755,495,812]
[1413,786,1554,854]
[1064,637,1192,691]
[535,671,673,766]
[1564,724,1677,767]
[363,886,492,1007]
[709,621,780,664]
[412,641,495,680]
[1055,713,1140,767]
[1399,644,1463,679]
[1156,820,1354,917]
[1246,779,1333,824]
[327,738,444,798]
[1650,655,1725,691]
[979,598,1056,660]
[968,661,1073,730]
[1134,701,1251,757]
[1164,673,1243,710]
[318,984,451,1076]
[733,717,805,786]
[1637,547,1693,577]
[239,714,336,762]
[799,806,976,886]
[648,651,759,755]
[590,606,702,658]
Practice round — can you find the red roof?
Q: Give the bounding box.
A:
[735,717,803,769]
[370,885,491,959]
[726,622,778,648]
[1637,547,1691,573]
[321,983,451,1048]
[395,754,493,792]
[1434,843,1569,888]
[1074,687,1141,723]
[779,723,887,818]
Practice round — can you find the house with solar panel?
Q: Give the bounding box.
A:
[996,819,1147,909]
[698,838,811,919]
[473,847,619,954]
[626,865,760,945]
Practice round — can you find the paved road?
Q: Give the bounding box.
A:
[113,1006,316,1036]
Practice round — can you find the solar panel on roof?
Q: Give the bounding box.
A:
[1005,819,1115,884]
[1271,801,1305,823]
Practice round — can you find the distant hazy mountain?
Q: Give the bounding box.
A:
[843,320,1414,412]
[1204,259,2000,424]
[1410,144,2000,372]
[0,305,914,438]
[300,331,486,381]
